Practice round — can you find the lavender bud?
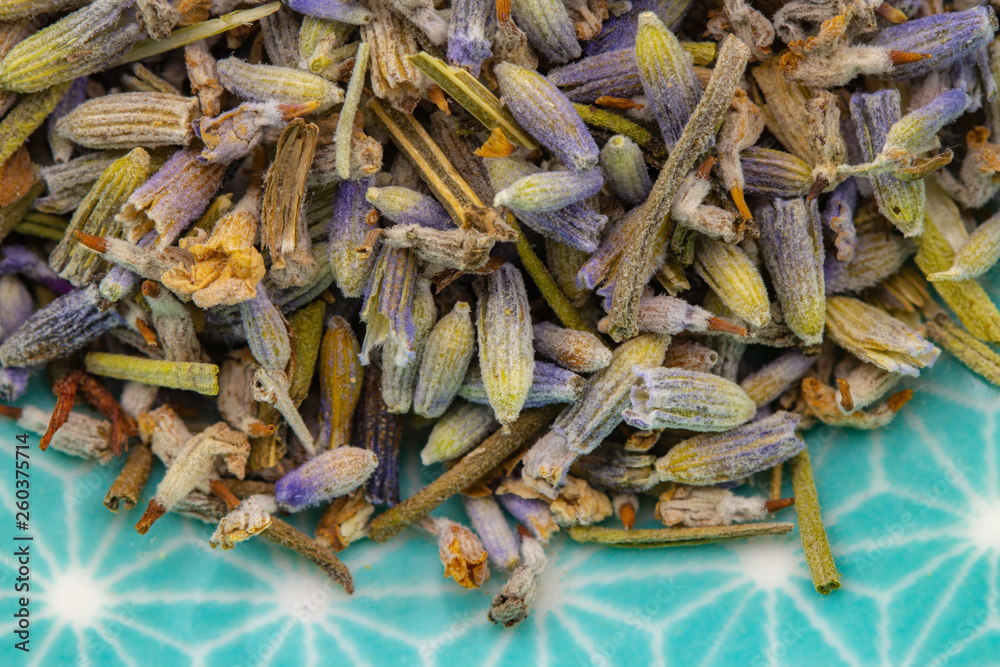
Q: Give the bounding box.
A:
[318,316,364,450]
[826,296,939,376]
[366,186,453,230]
[739,351,816,408]
[55,93,199,150]
[240,284,291,374]
[475,264,535,425]
[496,491,560,545]
[599,135,652,205]
[495,62,599,172]
[511,0,581,64]
[414,302,476,418]
[328,179,378,299]
[460,360,585,407]
[287,0,374,25]
[420,401,498,464]
[636,11,702,149]
[465,495,520,571]
[532,321,612,373]
[0,285,123,368]
[360,247,418,366]
[383,277,436,413]
[275,447,379,510]
[740,147,813,198]
[757,198,826,346]
[494,167,604,213]
[822,178,859,262]
[624,367,757,431]
[489,534,546,628]
[655,411,805,485]
[825,232,914,293]
[448,0,494,75]
[657,485,768,527]
[423,517,491,589]
[693,238,771,329]
[217,57,344,113]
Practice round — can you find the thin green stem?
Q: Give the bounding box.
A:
[790,449,841,595]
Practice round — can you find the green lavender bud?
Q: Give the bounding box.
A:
[655,412,805,485]
[55,93,199,150]
[636,12,702,150]
[0,0,87,21]
[694,238,771,329]
[532,321,611,373]
[383,277,436,413]
[511,0,580,64]
[0,82,70,166]
[217,57,344,112]
[928,210,1000,282]
[476,264,535,425]
[758,198,825,346]
[459,361,585,407]
[37,151,130,215]
[493,167,605,213]
[414,302,476,418]
[420,401,498,465]
[623,367,757,431]
[924,312,1000,387]
[599,135,652,206]
[0,0,141,93]
[826,296,939,376]
[50,148,150,285]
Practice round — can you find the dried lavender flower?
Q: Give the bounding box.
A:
[495,62,599,172]
[739,351,816,408]
[275,446,379,511]
[414,302,476,418]
[423,516,491,589]
[511,0,580,64]
[366,186,453,230]
[489,534,546,628]
[318,316,364,450]
[459,360,585,408]
[288,0,374,25]
[383,277,436,413]
[464,495,520,571]
[694,238,771,329]
[532,321,611,373]
[328,178,378,298]
[210,495,276,550]
[55,93,199,149]
[757,198,825,346]
[657,485,769,528]
[599,135,652,205]
[494,167,605,213]
[360,247,417,365]
[655,411,805,485]
[928,210,1000,282]
[448,0,494,75]
[636,11,701,149]
[475,264,535,425]
[0,0,141,93]
[217,57,344,112]
[624,367,756,431]
[825,296,939,376]
[197,101,316,164]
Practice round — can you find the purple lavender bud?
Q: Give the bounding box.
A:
[584,0,692,56]
[329,178,378,299]
[465,495,520,571]
[366,186,453,230]
[352,358,404,506]
[0,276,32,343]
[360,247,418,366]
[0,367,31,402]
[636,12,702,150]
[459,361,585,408]
[0,285,124,368]
[740,147,813,198]
[285,0,373,25]
[496,492,560,545]
[494,167,605,213]
[549,49,642,104]
[849,89,924,236]
[624,367,757,431]
[495,63,599,172]
[120,149,228,248]
[870,6,998,81]
[0,246,73,295]
[448,0,493,76]
[511,0,581,64]
[240,284,291,373]
[758,198,826,346]
[655,411,805,485]
[275,446,379,510]
[822,178,859,262]
[484,157,606,252]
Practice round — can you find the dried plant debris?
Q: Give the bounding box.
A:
[4,0,1000,628]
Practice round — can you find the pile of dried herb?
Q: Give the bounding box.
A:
[2,0,999,627]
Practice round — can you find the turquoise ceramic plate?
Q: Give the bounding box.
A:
[1,350,998,667]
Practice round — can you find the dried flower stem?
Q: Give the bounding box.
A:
[606,35,751,341]
[119,4,283,65]
[335,42,370,180]
[369,405,559,541]
[368,98,506,236]
[790,449,840,595]
[568,522,795,546]
[507,215,603,340]
[408,52,537,148]
[84,352,219,395]
[210,479,354,593]
[769,463,783,501]
[104,444,153,513]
